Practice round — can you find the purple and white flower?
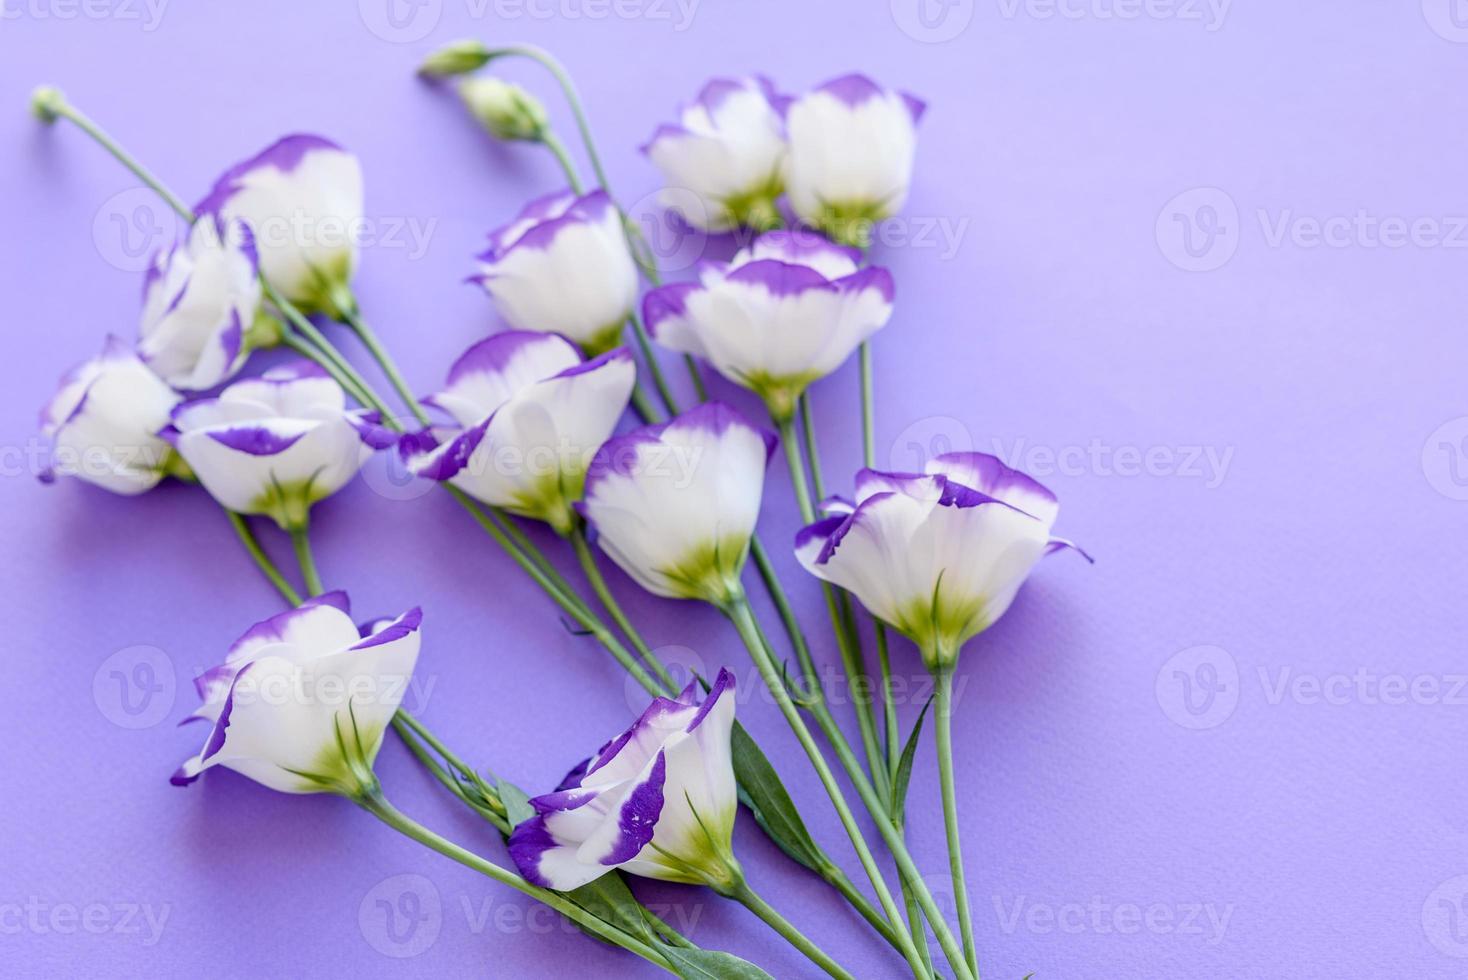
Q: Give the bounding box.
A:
[401,332,636,535]
[167,362,393,528]
[796,452,1089,669]
[172,591,422,796]
[196,134,364,316]
[39,336,182,496]
[139,217,265,391]
[641,77,788,232]
[471,190,638,356]
[508,669,738,891]
[578,403,774,603]
[785,74,924,243]
[643,231,894,420]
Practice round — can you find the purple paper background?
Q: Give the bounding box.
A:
[4,1,1468,977]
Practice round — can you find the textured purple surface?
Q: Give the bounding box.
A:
[4,3,1468,978]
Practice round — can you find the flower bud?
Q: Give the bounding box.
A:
[458,77,548,142]
[418,38,493,79]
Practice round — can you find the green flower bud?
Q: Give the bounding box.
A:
[458,77,549,142]
[417,39,492,79]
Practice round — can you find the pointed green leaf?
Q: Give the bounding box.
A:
[730,722,824,872]
[497,778,535,829]
[891,698,933,826]
[565,872,660,945]
[661,946,777,980]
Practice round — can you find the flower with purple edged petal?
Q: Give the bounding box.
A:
[401,331,636,535]
[471,190,638,356]
[508,669,740,891]
[39,335,183,496]
[796,452,1090,670]
[644,230,893,421]
[458,76,548,142]
[578,402,775,604]
[785,74,924,245]
[195,134,364,317]
[168,362,393,529]
[173,590,422,796]
[642,76,788,232]
[139,216,269,391]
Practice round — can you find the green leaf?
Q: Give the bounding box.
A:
[661,946,776,980]
[730,722,824,872]
[497,778,535,829]
[565,872,659,946]
[891,697,933,826]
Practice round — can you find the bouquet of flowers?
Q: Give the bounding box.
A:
[32,39,1087,979]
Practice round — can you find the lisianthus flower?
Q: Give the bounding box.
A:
[641,76,788,232]
[578,403,775,604]
[39,335,183,496]
[167,362,393,529]
[196,134,364,317]
[509,669,739,891]
[401,331,636,535]
[173,591,422,796]
[643,230,893,421]
[796,452,1089,670]
[785,74,924,245]
[139,216,266,391]
[470,190,639,356]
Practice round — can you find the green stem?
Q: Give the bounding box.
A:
[724,597,931,980]
[935,667,979,976]
[540,130,583,193]
[876,622,901,779]
[337,306,431,426]
[628,383,663,424]
[798,395,827,501]
[779,416,888,796]
[729,879,854,980]
[290,526,324,597]
[36,93,193,221]
[358,791,672,972]
[859,342,877,469]
[570,525,670,692]
[805,700,974,980]
[226,512,302,605]
[392,717,510,833]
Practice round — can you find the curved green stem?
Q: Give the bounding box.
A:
[724,597,930,980]
[226,512,302,605]
[289,526,324,597]
[337,306,430,426]
[935,666,978,976]
[729,879,854,980]
[859,342,877,468]
[358,791,673,972]
[570,525,674,691]
[540,130,583,193]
